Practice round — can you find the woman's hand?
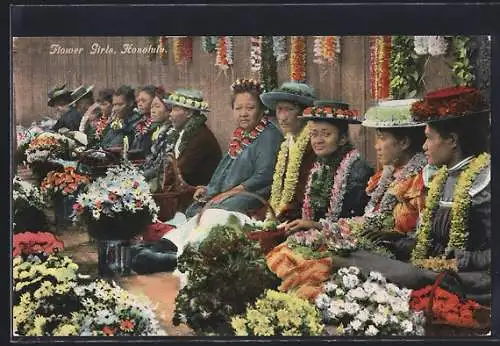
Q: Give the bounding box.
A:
[284,219,321,235]
[210,185,245,204]
[193,186,208,202]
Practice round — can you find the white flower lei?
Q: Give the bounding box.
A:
[413,36,448,56]
[313,36,324,64]
[272,36,287,62]
[250,36,262,72]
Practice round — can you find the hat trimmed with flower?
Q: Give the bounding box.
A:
[362,99,425,128]
[260,82,316,110]
[165,88,209,112]
[47,83,72,107]
[410,86,490,123]
[300,100,362,124]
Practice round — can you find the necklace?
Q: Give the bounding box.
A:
[227,117,268,159]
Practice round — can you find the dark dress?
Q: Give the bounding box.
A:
[52,107,82,132]
[131,116,160,157]
[100,110,141,149]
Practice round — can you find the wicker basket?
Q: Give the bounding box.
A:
[422,270,491,336]
[196,190,287,254]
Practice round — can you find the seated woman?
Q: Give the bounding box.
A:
[100,85,141,149]
[260,82,317,221]
[141,90,173,192]
[266,101,373,300]
[130,85,161,157]
[79,88,114,148]
[407,87,490,295]
[184,79,283,217]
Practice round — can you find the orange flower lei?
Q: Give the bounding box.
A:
[370,36,392,100]
[216,36,233,70]
[291,36,306,82]
[173,37,183,64]
[159,36,168,60]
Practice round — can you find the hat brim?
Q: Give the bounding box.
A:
[361,119,426,128]
[165,99,210,112]
[48,91,72,107]
[260,92,315,110]
[69,85,95,106]
[414,109,490,124]
[299,116,362,124]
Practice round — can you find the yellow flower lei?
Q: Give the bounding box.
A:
[269,124,310,214]
[411,153,490,264]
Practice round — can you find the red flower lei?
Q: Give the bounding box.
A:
[94,116,110,139]
[227,117,268,159]
[135,115,153,136]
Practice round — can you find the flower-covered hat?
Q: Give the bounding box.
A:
[69,84,95,106]
[165,88,210,113]
[47,83,72,107]
[410,86,490,123]
[300,100,362,124]
[231,78,264,94]
[362,99,425,128]
[260,82,316,110]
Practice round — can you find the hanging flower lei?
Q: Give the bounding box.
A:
[173,37,184,64]
[313,36,338,65]
[313,36,323,64]
[269,124,310,214]
[215,36,233,70]
[302,144,358,221]
[410,153,490,264]
[250,36,262,72]
[413,36,429,55]
[362,153,428,231]
[94,116,111,139]
[159,36,168,61]
[202,36,217,53]
[182,37,193,63]
[290,36,306,82]
[427,36,448,56]
[370,36,392,100]
[272,36,287,62]
[227,117,268,159]
[135,116,153,137]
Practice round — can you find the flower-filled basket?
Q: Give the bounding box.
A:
[73,163,159,241]
[25,132,71,182]
[12,176,48,233]
[409,270,491,336]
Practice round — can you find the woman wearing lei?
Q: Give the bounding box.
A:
[340,98,428,260]
[408,87,490,295]
[260,82,317,221]
[266,101,373,301]
[161,79,283,257]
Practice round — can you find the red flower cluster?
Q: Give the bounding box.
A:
[94,116,110,139]
[411,87,487,121]
[227,117,268,159]
[135,116,153,136]
[303,106,360,120]
[409,285,487,328]
[13,231,64,257]
[41,167,90,196]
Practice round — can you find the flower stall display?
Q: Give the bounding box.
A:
[173,215,280,336]
[13,231,64,257]
[72,163,159,240]
[314,266,426,336]
[16,125,43,165]
[231,290,324,336]
[12,176,48,233]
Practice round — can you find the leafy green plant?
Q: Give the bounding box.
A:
[173,215,280,335]
[390,36,425,99]
[449,36,475,86]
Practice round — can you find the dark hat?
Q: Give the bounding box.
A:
[411,86,490,123]
[299,100,362,124]
[260,82,316,110]
[69,85,95,106]
[47,83,72,107]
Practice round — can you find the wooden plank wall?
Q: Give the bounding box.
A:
[12,36,455,167]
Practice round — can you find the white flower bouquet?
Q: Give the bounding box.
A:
[315,266,426,336]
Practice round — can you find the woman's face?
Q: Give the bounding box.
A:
[233,92,263,130]
[374,129,407,166]
[170,106,191,130]
[98,100,112,117]
[112,95,132,119]
[309,121,345,157]
[136,91,154,115]
[275,101,302,135]
[423,124,455,166]
[150,96,169,123]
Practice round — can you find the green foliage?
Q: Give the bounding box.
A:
[260,36,278,116]
[173,215,281,335]
[390,36,425,99]
[450,36,475,86]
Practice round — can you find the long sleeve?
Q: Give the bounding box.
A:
[340,158,374,219]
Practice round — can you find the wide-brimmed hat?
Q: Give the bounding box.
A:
[47,83,72,107]
[164,88,209,113]
[299,100,362,124]
[362,99,425,128]
[69,84,95,106]
[410,86,490,123]
[260,82,315,110]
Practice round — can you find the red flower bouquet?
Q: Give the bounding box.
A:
[13,231,64,257]
[41,167,90,198]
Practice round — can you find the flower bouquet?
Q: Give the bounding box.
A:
[12,176,48,233]
[25,132,71,182]
[13,231,64,257]
[15,125,43,166]
[231,289,324,336]
[173,215,280,336]
[72,163,159,240]
[314,266,426,336]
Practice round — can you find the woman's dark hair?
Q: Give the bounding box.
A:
[376,127,426,154]
[113,85,136,105]
[312,119,350,139]
[230,79,265,111]
[53,93,73,105]
[96,88,114,103]
[428,113,490,156]
[137,85,159,99]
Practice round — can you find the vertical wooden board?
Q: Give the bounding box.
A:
[423,55,455,92]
